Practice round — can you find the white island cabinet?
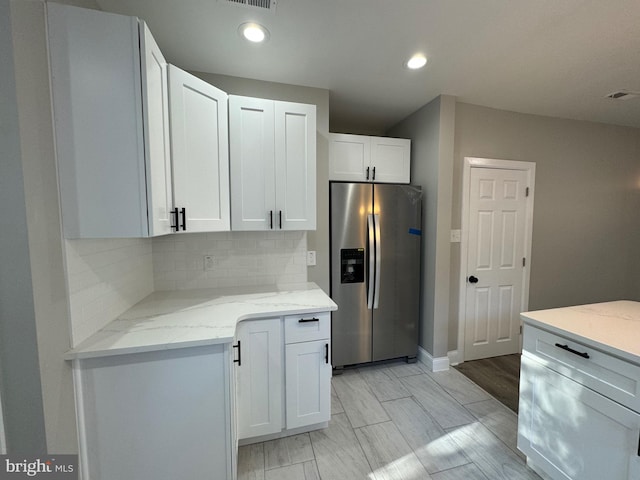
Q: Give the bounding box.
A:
[66,284,336,480]
[518,301,640,480]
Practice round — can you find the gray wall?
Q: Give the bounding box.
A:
[387,95,456,358]
[450,102,640,350]
[189,72,331,293]
[0,0,47,453]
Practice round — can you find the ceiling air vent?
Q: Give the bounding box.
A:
[605,90,640,100]
[224,0,277,12]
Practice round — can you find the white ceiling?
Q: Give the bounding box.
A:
[95,0,640,134]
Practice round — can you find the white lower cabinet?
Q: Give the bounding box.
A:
[285,340,331,429]
[235,318,283,439]
[518,326,640,480]
[235,312,331,443]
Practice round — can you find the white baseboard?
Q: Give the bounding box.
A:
[447,349,462,366]
[417,346,450,372]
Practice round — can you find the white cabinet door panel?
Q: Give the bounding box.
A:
[370,137,411,183]
[518,354,640,480]
[328,133,370,182]
[229,96,275,231]
[285,340,331,429]
[168,65,230,232]
[275,101,316,230]
[236,318,282,439]
[140,22,172,236]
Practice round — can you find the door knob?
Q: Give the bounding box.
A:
[468,275,479,284]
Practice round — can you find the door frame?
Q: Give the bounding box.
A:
[456,157,536,363]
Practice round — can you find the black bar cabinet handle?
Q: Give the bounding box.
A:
[279,210,282,229]
[269,210,273,229]
[298,317,319,323]
[637,431,640,457]
[372,166,376,180]
[366,166,370,180]
[555,343,590,359]
[180,207,186,231]
[325,343,329,364]
[233,341,241,366]
[171,207,179,231]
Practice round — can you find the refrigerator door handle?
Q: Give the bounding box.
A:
[373,214,381,309]
[367,214,375,309]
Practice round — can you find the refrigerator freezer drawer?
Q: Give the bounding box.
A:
[284,312,331,344]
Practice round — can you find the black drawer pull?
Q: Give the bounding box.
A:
[325,343,329,364]
[555,343,590,359]
[233,341,241,366]
[298,317,320,323]
[180,207,187,231]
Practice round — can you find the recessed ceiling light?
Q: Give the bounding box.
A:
[405,54,427,70]
[239,22,270,43]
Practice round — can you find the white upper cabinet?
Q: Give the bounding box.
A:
[168,65,230,233]
[48,4,172,238]
[229,96,316,231]
[329,133,411,183]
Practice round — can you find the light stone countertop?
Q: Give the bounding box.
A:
[65,282,337,360]
[521,300,640,364]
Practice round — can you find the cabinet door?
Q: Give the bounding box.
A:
[48,4,149,238]
[229,96,275,231]
[168,65,230,232]
[518,354,640,480]
[285,340,331,429]
[235,319,282,439]
[140,22,173,236]
[328,133,371,182]
[370,137,411,184]
[275,102,316,230]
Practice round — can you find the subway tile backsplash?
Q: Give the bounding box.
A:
[65,238,154,346]
[153,231,308,290]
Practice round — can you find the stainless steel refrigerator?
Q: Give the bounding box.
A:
[330,182,422,368]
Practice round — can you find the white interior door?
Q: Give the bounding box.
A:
[464,167,530,361]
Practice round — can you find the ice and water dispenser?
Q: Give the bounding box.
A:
[340,248,365,284]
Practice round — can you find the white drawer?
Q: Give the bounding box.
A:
[523,324,640,412]
[284,312,330,344]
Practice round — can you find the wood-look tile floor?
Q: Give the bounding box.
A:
[238,360,541,480]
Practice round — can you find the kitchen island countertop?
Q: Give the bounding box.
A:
[65,282,337,360]
[521,300,640,364]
